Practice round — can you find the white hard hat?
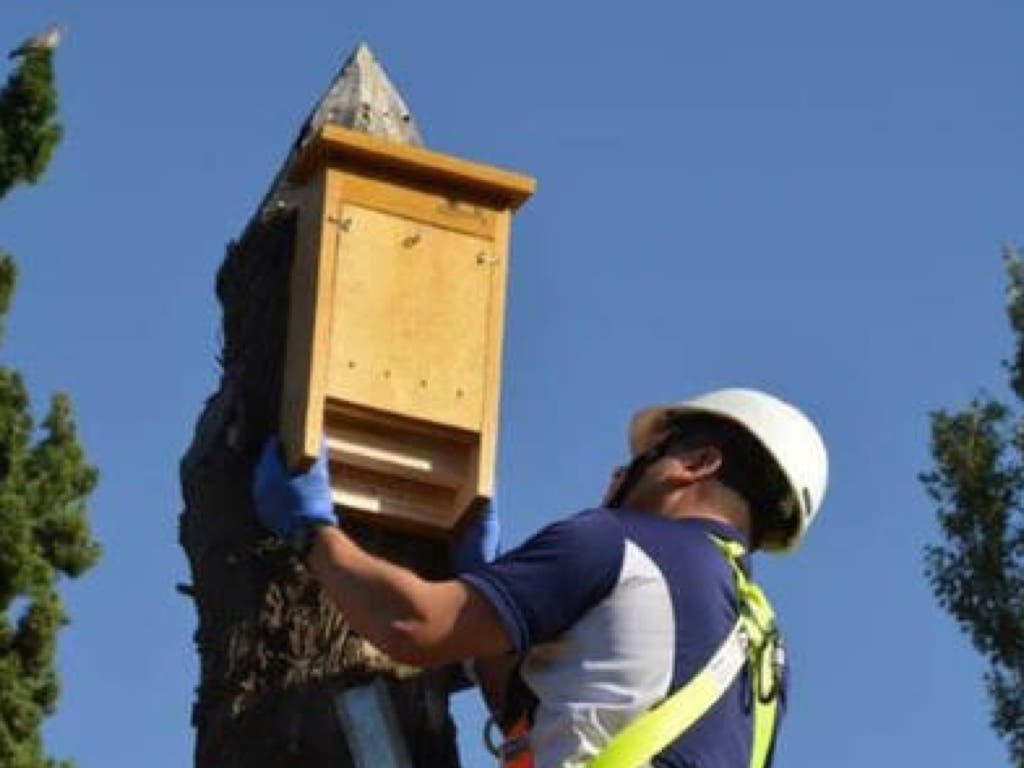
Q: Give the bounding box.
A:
[629,388,828,552]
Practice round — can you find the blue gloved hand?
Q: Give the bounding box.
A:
[252,436,336,538]
[450,501,501,574]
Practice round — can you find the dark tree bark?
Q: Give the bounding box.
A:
[179,211,462,768]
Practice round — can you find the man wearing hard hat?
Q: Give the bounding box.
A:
[252,388,828,768]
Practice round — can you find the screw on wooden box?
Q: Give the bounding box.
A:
[280,123,535,537]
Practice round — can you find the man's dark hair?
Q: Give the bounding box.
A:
[668,413,796,549]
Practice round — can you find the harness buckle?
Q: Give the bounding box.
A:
[737,625,751,653]
[754,629,784,705]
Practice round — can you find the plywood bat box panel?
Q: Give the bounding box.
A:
[281,125,534,536]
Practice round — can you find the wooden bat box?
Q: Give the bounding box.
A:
[281,125,535,537]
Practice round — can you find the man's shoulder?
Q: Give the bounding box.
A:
[593,508,724,539]
[509,510,746,588]
[563,505,624,530]
[464,508,630,649]
[520,507,627,565]
[607,514,748,579]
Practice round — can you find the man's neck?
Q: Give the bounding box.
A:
[652,494,751,541]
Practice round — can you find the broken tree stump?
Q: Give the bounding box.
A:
[178,45,474,768]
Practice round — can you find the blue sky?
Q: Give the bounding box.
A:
[1,0,1021,765]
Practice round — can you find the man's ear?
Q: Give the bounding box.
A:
[676,445,723,481]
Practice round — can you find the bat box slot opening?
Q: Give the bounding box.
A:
[324,403,478,533]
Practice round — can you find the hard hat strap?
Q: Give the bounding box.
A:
[606,431,677,509]
[607,414,712,509]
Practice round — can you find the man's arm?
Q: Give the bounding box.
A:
[473,654,520,720]
[306,525,512,667]
[251,438,512,668]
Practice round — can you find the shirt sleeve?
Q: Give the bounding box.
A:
[459,508,625,652]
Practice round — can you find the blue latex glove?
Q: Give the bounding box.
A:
[252,437,336,538]
[450,501,501,574]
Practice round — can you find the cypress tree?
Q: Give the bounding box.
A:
[0,48,62,201]
[0,41,100,768]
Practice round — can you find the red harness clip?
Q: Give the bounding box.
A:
[486,714,534,768]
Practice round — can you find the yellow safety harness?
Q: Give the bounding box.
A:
[586,535,783,768]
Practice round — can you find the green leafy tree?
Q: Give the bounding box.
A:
[0,48,62,201]
[922,244,1024,766]
[0,41,100,768]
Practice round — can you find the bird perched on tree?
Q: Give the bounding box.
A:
[8,23,65,60]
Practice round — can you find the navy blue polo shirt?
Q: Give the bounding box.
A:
[461,508,782,768]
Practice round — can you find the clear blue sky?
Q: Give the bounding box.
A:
[2,1,1021,765]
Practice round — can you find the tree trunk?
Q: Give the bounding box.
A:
[178,210,463,768]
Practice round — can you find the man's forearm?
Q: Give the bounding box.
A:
[305,525,456,665]
[305,525,509,666]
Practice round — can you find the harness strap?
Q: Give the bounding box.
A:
[582,536,783,768]
[586,616,748,768]
[711,536,783,768]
